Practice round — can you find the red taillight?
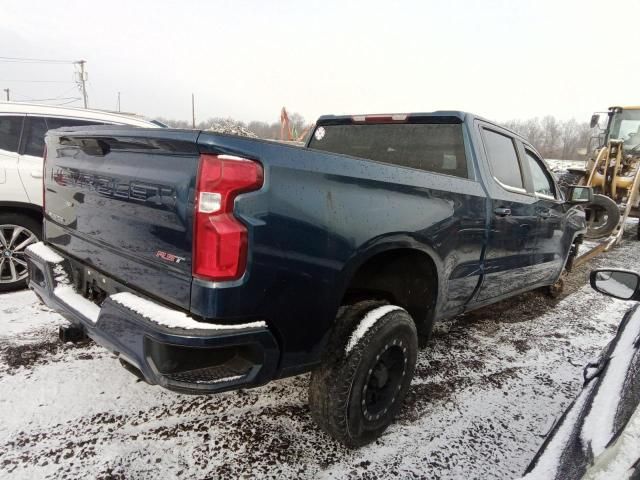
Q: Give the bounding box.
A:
[193,154,263,281]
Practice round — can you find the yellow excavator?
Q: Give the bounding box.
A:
[557,106,640,245]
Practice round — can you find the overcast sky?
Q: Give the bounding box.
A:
[2,0,639,124]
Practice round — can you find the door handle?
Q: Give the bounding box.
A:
[494,207,512,217]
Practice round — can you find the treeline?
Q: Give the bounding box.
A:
[154,112,309,140]
[502,116,593,160]
[154,114,594,160]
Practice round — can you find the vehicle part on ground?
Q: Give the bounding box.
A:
[58,324,89,343]
[308,301,418,447]
[0,213,40,291]
[584,194,622,239]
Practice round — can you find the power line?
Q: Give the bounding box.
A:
[3,57,89,108]
[12,96,81,102]
[0,56,75,64]
[51,98,82,106]
[0,79,74,84]
[10,84,81,103]
[55,85,81,99]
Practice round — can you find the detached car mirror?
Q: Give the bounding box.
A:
[590,269,640,300]
[566,185,593,204]
[590,114,600,129]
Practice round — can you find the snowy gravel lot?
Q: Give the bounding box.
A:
[1,229,639,480]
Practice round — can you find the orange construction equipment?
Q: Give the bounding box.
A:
[280,107,313,142]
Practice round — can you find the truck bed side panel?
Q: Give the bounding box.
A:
[195,134,487,373]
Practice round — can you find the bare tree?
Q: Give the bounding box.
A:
[540,116,562,157]
[502,116,593,160]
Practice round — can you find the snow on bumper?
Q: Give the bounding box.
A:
[25,243,279,394]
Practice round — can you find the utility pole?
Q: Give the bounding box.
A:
[3,88,9,101]
[117,92,121,112]
[191,93,196,128]
[75,60,88,108]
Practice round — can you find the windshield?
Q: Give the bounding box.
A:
[609,109,640,150]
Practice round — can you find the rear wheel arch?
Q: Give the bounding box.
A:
[338,245,441,340]
[0,202,43,225]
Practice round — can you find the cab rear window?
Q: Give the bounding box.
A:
[308,123,468,178]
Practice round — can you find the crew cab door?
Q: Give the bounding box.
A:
[520,146,566,284]
[475,124,540,301]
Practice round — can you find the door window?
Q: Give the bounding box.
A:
[23,117,48,157]
[482,129,524,190]
[0,116,24,153]
[526,150,556,198]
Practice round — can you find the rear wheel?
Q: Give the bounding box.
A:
[585,194,621,239]
[308,301,418,447]
[0,213,41,292]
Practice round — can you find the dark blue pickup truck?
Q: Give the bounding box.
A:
[25,111,590,446]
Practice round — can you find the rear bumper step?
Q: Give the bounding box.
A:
[26,243,279,394]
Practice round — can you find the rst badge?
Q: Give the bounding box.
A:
[155,250,186,264]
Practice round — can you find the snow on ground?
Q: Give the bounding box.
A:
[1,229,639,479]
[546,159,587,172]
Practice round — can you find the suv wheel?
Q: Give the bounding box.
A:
[0,213,41,292]
[308,300,418,447]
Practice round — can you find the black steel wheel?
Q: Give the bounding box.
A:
[362,340,409,422]
[308,300,418,447]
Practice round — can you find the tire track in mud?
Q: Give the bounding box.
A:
[1,337,92,372]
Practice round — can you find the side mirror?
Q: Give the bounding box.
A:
[566,185,593,204]
[590,269,640,300]
[590,114,600,129]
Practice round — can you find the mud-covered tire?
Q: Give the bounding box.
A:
[308,300,418,447]
[585,194,621,239]
[0,213,42,292]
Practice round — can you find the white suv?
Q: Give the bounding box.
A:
[0,102,161,291]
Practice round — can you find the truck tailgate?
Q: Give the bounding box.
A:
[43,128,200,309]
